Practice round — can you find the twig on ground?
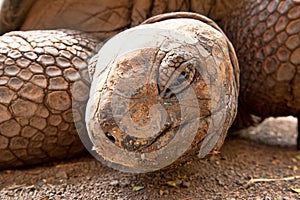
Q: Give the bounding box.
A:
[246,175,300,185]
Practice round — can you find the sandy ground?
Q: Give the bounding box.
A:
[0,117,299,200]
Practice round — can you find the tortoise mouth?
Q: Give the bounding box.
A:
[97,83,182,153]
[83,54,202,172]
[84,66,201,173]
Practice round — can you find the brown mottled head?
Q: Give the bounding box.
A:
[84,13,239,173]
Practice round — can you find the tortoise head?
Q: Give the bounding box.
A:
[84,13,239,173]
[93,47,200,151]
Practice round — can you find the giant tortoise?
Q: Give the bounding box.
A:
[0,0,299,172]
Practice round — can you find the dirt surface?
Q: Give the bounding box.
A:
[0,117,299,200]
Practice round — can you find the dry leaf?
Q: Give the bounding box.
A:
[291,188,300,193]
[178,175,187,179]
[165,181,178,188]
[208,151,221,155]
[293,166,298,172]
[133,186,144,191]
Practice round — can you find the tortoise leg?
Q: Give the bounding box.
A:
[0,30,100,169]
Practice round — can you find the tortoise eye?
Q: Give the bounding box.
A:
[160,59,197,98]
[177,71,188,84]
[174,64,195,86]
[157,48,199,98]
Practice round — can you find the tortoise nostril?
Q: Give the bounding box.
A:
[166,88,171,94]
[165,88,175,98]
[105,132,116,143]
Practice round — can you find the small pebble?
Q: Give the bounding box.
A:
[109,180,119,186]
[55,171,68,179]
[182,181,191,188]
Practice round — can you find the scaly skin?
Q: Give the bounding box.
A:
[0,30,100,168]
[223,0,300,148]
